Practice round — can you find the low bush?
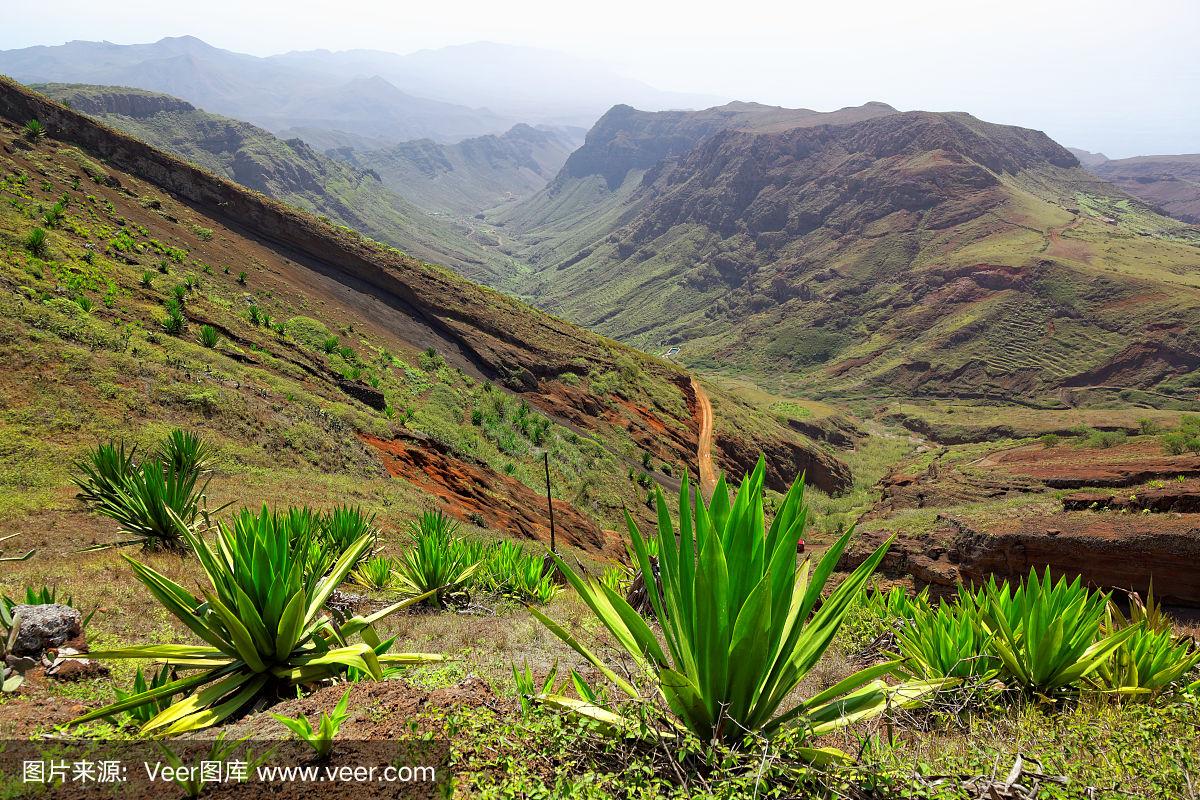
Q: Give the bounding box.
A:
[24,227,48,256]
[197,324,219,348]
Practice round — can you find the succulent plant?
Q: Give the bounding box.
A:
[1,605,27,693]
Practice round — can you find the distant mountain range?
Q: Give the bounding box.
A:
[0,36,723,146]
[33,83,519,281]
[1070,148,1200,225]
[494,103,1200,401]
[330,124,585,216]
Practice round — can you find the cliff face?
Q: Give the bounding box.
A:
[34,83,196,116]
[500,102,1200,400]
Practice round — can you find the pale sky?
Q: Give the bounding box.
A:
[5,0,1198,157]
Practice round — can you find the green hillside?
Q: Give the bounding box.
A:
[33,82,523,283]
[501,107,1200,404]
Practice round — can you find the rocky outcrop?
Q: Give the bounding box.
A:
[843,514,1200,607]
[717,431,852,495]
[10,604,82,658]
[37,84,196,117]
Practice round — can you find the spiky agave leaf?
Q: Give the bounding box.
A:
[533,457,939,753]
[73,509,442,734]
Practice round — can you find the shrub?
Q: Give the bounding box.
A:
[321,335,340,354]
[198,324,219,348]
[1138,418,1162,435]
[24,228,48,256]
[248,305,262,325]
[530,459,936,750]
[1040,433,1060,448]
[140,271,154,289]
[23,119,46,141]
[1162,432,1191,456]
[1080,429,1126,449]
[73,515,442,733]
[236,271,247,285]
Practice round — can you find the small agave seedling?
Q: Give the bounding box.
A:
[271,686,353,759]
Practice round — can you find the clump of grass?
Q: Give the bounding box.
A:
[140,271,154,289]
[236,271,247,285]
[162,299,185,335]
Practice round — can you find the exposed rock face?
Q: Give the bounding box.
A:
[35,83,196,117]
[843,515,1200,607]
[10,604,82,658]
[717,432,852,495]
[362,432,621,558]
[337,378,386,410]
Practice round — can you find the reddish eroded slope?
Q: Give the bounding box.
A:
[362,434,622,559]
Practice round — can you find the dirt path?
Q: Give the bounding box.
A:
[692,377,717,497]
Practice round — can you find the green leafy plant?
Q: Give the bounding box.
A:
[531,459,937,756]
[73,511,443,734]
[321,335,340,354]
[394,511,479,608]
[1091,622,1200,698]
[198,324,219,348]
[513,660,559,716]
[272,686,352,758]
[981,569,1138,697]
[478,541,558,604]
[73,431,221,550]
[114,665,177,723]
[24,227,48,256]
[318,506,379,569]
[351,556,395,590]
[2,585,97,628]
[24,119,46,140]
[140,270,154,288]
[894,590,999,680]
[237,271,247,285]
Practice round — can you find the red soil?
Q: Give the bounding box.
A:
[361,433,622,558]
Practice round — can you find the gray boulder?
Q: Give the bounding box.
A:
[11,604,82,658]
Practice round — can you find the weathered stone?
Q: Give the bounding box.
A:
[11,604,82,658]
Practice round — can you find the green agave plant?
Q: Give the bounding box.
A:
[532,459,938,757]
[982,569,1138,696]
[395,511,480,608]
[319,505,379,569]
[73,510,443,734]
[351,556,395,590]
[1091,613,1200,697]
[894,589,999,680]
[481,540,558,604]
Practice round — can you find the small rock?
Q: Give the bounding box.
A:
[11,604,83,658]
[1047,528,1061,537]
[47,657,109,682]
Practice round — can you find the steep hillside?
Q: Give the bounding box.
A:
[30,83,518,283]
[331,123,584,215]
[1084,153,1200,225]
[0,36,512,145]
[492,101,898,266]
[504,106,1200,402]
[0,76,849,560]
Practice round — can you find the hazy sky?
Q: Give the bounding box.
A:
[5,0,1198,157]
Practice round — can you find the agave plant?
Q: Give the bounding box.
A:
[1090,622,1200,698]
[155,429,217,480]
[351,556,395,590]
[394,511,479,608]
[74,432,222,551]
[981,569,1138,696]
[531,459,938,755]
[319,506,379,569]
[480,541,558,604]
[894,589,999,680]
[114,665,177,724]
[73,511,443,734]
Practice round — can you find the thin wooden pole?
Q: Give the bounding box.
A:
[544,451,556,554]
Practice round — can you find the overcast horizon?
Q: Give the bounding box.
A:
[4,0,1198,159]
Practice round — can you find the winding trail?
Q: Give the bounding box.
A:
[692,377,718,497]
